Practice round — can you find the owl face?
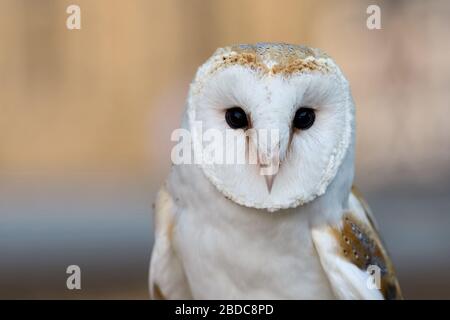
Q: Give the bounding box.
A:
[186,43,354,211]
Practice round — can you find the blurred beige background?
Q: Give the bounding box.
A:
[0,0,449,299]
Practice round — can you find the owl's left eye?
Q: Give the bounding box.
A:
[293,107,315,130]
[225,107,249,129]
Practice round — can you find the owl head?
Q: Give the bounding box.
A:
[185,43,355,212]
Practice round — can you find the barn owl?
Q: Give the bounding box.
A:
[149,43,402,300]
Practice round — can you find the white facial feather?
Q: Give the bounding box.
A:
[185,43,355,211]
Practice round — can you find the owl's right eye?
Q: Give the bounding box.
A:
[225,107,249,129]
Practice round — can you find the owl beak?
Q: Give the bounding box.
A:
[255,132,281,194]
[259,158,280,194]
[264,174,277,194]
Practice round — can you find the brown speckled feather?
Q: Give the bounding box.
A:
[333,188,403,299]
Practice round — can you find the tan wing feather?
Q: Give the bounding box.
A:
[311,187,403,300]
[343,186,403,299]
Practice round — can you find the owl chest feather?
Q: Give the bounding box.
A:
[169,165,336,299]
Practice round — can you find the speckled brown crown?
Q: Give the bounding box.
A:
[210,43,335,76]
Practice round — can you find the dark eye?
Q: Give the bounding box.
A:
[225,107,248,129]
[293,107,315,130]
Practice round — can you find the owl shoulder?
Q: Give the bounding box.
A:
[149,184,192,299]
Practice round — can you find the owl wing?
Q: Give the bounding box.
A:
[149,184,192,299]
[311,186,402,300]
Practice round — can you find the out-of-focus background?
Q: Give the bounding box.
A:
[0,0,449,299]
